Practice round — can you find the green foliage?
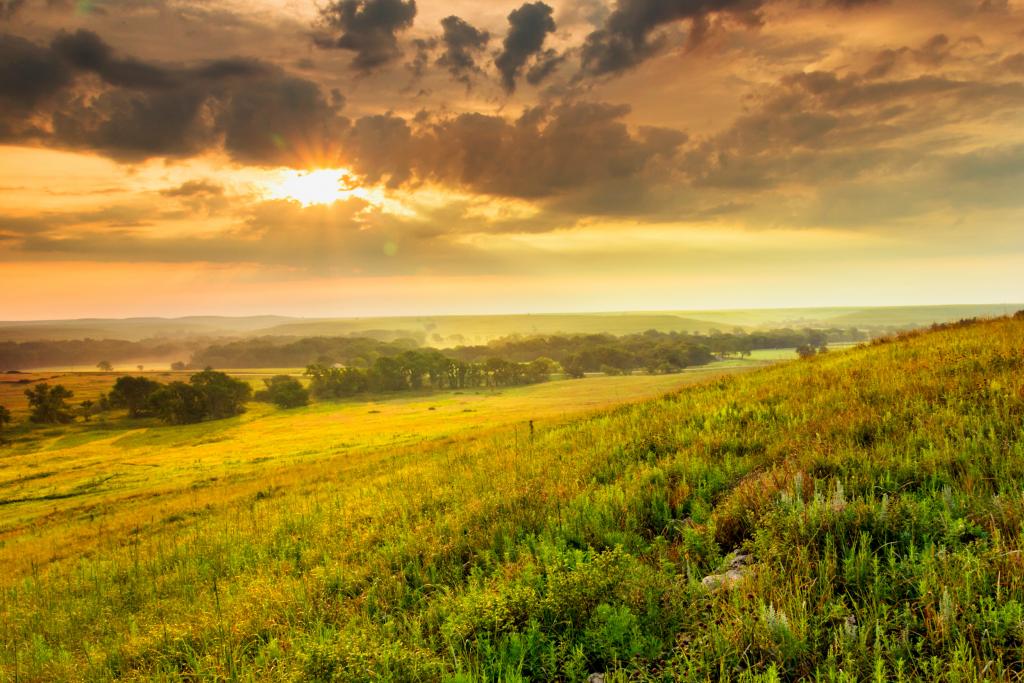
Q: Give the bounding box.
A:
[255,375,310,409]
[148,369,252,424]
[24,382,74,423]
[109,375,162,417]
[189,368,253,420]
[304,351,550,399]
[148,381,207,425]
[0,403,10,431]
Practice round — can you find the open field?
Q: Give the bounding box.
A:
[0,365,758,580]
[2,317,1024,680]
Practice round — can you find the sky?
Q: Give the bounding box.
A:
[1,0,1023,319]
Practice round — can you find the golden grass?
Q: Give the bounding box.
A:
[0,366,751,580]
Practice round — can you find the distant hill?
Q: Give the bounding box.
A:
[1,304,1019,345]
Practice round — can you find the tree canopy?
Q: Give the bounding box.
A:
[25,383,75,424]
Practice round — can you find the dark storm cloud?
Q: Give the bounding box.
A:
[0,33,73,112]
[579,0,764,78]
[315,0,417,72]
[437,15,490,84]
[50,29,178,88]
[495,2,557,92]
[0,30,347,165]
[525,49,567,85]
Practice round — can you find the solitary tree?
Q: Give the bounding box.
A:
[796,344,817,360]
[96,360,113,372]
[25,383,75,424]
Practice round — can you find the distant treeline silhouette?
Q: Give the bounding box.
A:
[1,327,868,372]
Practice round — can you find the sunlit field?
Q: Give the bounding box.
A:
[2,317,1023,680]
[0,365,756,581]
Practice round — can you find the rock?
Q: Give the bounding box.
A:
[701,552,754,590]
[587,674,606,683]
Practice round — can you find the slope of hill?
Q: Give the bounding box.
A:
[2,316,1023,680]
[669,303,1023,329]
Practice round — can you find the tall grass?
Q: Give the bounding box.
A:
[1,317,1023,681]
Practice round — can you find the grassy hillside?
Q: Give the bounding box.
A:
[2,317,1023,680]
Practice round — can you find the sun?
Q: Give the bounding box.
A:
[267,168,357,206]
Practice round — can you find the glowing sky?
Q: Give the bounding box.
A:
[1,0,1023,319]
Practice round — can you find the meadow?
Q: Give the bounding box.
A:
[1,317,1023,681]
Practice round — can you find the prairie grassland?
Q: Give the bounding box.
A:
[0,368,750,581]
[2,319,1023,681]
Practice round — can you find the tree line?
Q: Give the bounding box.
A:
[0,370,260,431]
[0,338,199,370]
[304,350,555,399]
[1,326,865,372]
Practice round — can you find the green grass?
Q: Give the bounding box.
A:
[1,317,1023,681]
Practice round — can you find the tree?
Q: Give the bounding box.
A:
[79,400,95,422]
[0,405,11,436]
[256,375,309,409]
[170,361,187,371]
[189,368,252,419]
[25,383,75,424]
[562,353,586,379]
[109,376,163,418]
[149,382,206,425]
[796,344,817,359]
[96,360,113,372]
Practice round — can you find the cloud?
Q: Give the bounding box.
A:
[579,0,765,78]
[495,2,557,92]
[0,30,348,165]
[340,101,689,203]
[2,196,502,276]
[437,15,490,85]
[0,33,74,116]
[315,0,417,72]
[0,0,26,20]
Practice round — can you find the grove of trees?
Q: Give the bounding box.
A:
[304,351,555,399]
